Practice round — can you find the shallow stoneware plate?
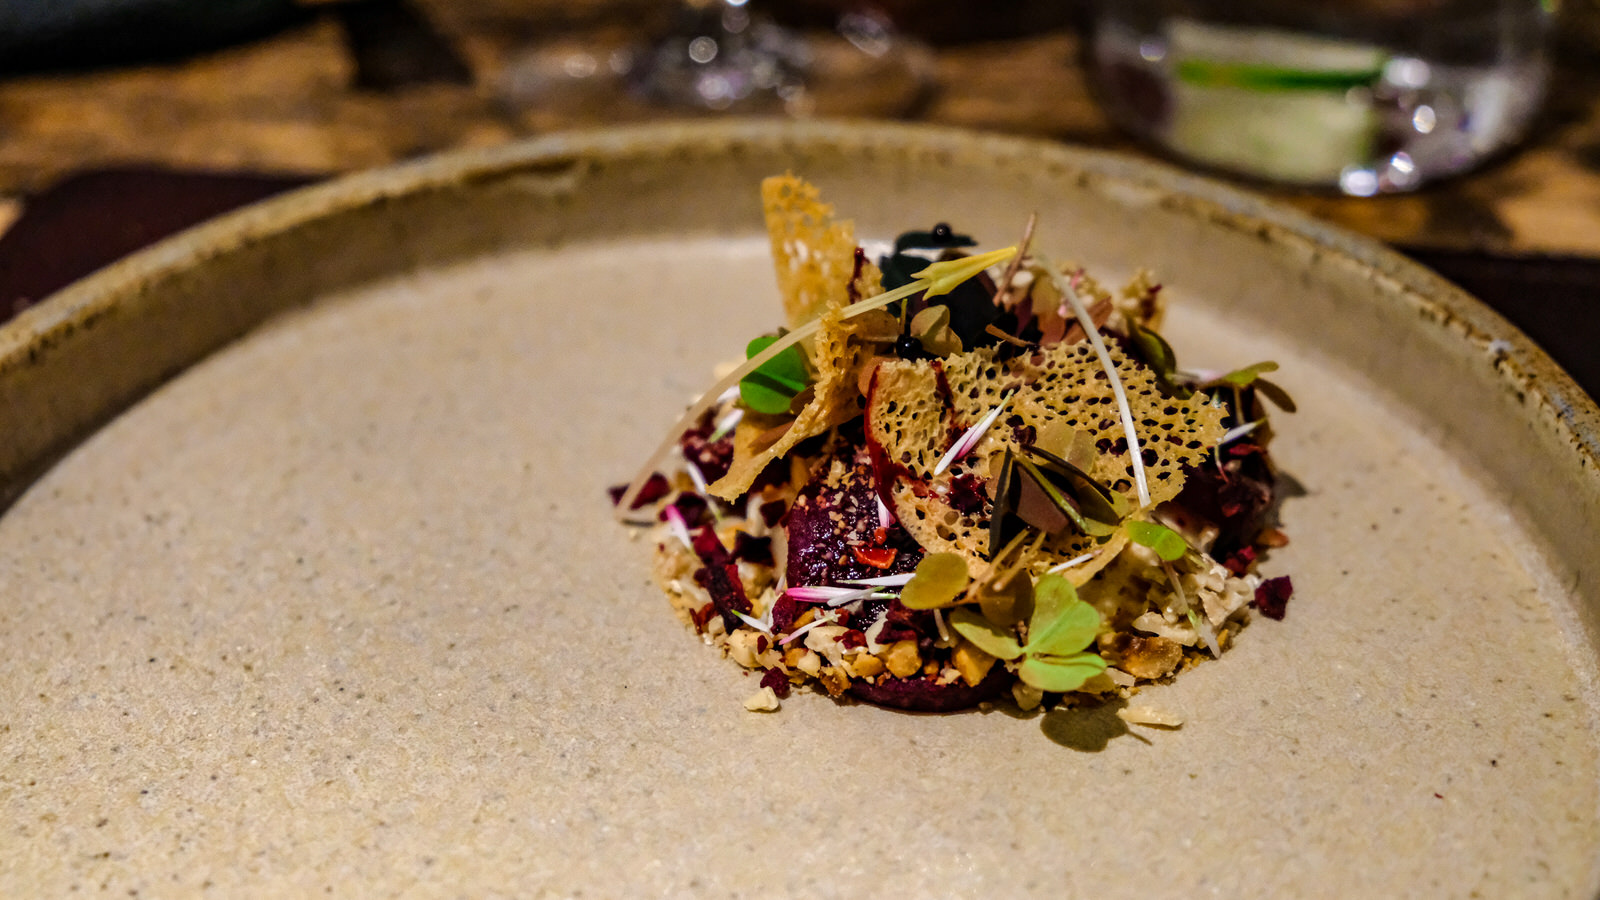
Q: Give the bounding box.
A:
[2,121,1598,898]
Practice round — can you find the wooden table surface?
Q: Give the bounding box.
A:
[1,0,1599,258]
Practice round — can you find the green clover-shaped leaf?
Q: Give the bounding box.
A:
[899,552,971,610]
[1017,654,1107,693]
[739,333,811,414]
[1024,574,1100,657]
[1126,520,1187,562]
[949,608,1023,661]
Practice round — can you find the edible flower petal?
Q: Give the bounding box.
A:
[934,390,1013,476]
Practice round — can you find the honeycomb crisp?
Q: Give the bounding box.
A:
[708,176,888,501]
[760,173,863,330]
[865,340,1227,577]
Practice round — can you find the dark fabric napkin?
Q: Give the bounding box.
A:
[0,168,1594,399]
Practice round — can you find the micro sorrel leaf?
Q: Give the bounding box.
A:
[1021,445,1128,525]
[1214,361,1279,387]
[1014,455,1118,538]
[1254,377,1298,413]
[949,608,1023,661]
[1126,319,1192,399]
[1025,573,1100,657]
[1126,519,1187,562]
[899,552,971,610]
[977,569,1033,628]
[1017,654,1107,692]
[986,450,1023,560]
[910,304,963,357]
[738,333,811,414]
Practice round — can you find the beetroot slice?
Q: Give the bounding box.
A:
[847,663,1013,713]
[785,445,923,587]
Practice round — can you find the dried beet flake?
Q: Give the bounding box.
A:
[608,472,670,509]
[760,666,792,699]
[1254,575,1293,620]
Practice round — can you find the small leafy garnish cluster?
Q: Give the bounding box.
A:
[897,553,1107,693]
[950,574,1107,693]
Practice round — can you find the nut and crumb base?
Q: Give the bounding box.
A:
[651,503,1255,718]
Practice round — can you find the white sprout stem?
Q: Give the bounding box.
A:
[841,572,915,587]
[779,612,838,646]
[1047,552,1096,574]
[733,610,772,635]
[709,407,744,441]
[932,608,952,645]
[758,589,777,630]
[684,458,710,496]
[934,390,1012,476]
[1036,252,1152,508]
[1219,419,1262,446]
[662,504,694,550]
[828,590,895,608]
[613,247,1017,517]
[1163,559,1219,657]
[786,585,875,604]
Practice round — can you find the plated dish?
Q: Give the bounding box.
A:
[0,122,1595,897]
[621,175,1296,717]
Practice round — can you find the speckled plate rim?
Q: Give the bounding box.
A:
[2,117,1596,597]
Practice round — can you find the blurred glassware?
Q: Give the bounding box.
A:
[1083,0,1557,194]
[499,1,933,120]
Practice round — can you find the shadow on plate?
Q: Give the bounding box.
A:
[1040,698,1154,752]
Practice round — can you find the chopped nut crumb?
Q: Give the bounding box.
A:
[1117,704,1183,727]
[797,650,823,676]
[883,640,922,679]
[849,653,885,679]
[1109,633,1184,680]
[744,687,781,712]
[1012,680,1044,711]
[818,666,850,696]
[951,639,996,687]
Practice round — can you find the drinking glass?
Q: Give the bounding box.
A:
[1083,0,1556,194]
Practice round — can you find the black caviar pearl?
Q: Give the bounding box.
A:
[894,334,926,360]
[931,222,953,243]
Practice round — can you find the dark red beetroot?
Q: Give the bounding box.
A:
[848,663,1014,713]
[690,526,753,631]
[760,666,792,699]
[1254,575,1294,620]
[784,445,923,587]
[1168,442,1276,558]
[660,492,712,528]
[849,596,931,645]
[680,412,736,483]
[607,472,671,509]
